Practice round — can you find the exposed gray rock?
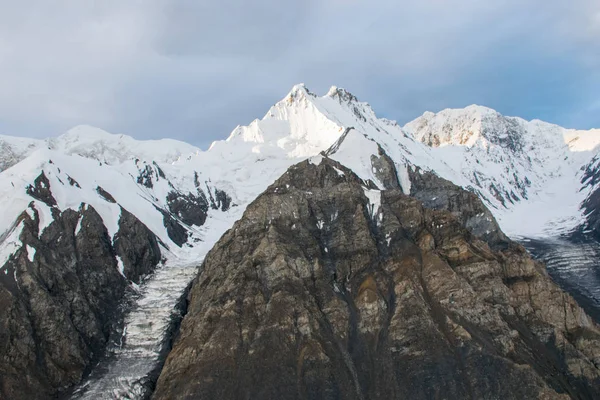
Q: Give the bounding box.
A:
[154,156,600,400]
[204,185,232,212]
[578,156,600,240]
[25,171,57,207]
[67,175,81,188]
[0,201,163,399]
[213,188,232,212]
[113,207,162,283]
[370,146,402,191]
[96,186,116,203]
[155,206,188,247]
[135,160,168,189]
[407,166,510,249]
[166,190,209,227]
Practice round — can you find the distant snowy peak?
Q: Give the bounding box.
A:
[405,105,600,155]
[0,135,44,172]
[0,125,201,172]
[406,105,540,152]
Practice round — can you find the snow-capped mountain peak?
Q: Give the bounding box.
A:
[405,104,519,149]
[220,84,347,158]
[0,125,202,173]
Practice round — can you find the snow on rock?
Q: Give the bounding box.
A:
[405,106,600,237]
[0,135,45,172]
[3,83,600,398]
[0,222,23,269]
[116,255,125,278]
[333,167,345,177]
[74,215,83,236]
[0,149,175,251]
[396,163,412,195]
[363,188,382,219]
[308,154,324,166]
[329,130,385,189]
[26,245,35,262]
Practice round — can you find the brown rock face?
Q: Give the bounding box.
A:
[153,157,600,400]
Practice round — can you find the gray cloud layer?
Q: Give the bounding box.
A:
[0,0,598,147]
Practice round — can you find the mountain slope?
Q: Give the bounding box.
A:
[154,154,600,400]
[0,149,230,398]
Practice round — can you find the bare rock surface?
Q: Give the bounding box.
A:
[0,202,161,399]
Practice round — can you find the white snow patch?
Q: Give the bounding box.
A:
[333,167,345,177]
[35,201,54,235]
[309,154,324,166]
[116,255,126,278]
[0,222,23,269]
[363,188,382,219]
[25,207,35,220]
[396,163,412,195]
[75,216,83,236]
[26,245,36,262]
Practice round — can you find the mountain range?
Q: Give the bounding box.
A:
[1,84,600,399]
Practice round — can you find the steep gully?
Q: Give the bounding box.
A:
[65,260,197,399]
[63,210,240,399]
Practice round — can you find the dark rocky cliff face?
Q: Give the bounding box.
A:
[407,166,509,250]
[0,201,162,399]
[577,156,600,240]
[153,156,600,400]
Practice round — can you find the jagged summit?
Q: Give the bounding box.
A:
[326,85,359,103]
[285,83,313,98]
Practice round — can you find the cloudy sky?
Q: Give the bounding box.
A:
[0,0,598,148]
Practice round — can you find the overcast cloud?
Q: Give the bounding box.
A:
[0,0,598,148]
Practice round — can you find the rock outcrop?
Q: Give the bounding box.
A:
[154,156,600,400]
[407,166,510,250]
[0,202,162,399]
